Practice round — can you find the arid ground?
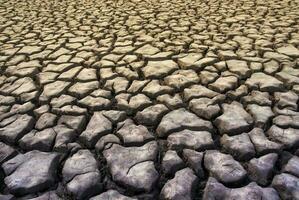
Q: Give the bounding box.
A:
[0,0,299,199]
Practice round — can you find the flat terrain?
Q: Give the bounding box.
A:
[0,0,299,199]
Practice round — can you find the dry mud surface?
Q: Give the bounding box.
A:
[0,0,299,199]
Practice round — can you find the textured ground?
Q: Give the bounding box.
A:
[0,0,299,199]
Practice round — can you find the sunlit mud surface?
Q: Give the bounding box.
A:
[0,0,299,199]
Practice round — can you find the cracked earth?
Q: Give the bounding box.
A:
[0,0,299,199]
